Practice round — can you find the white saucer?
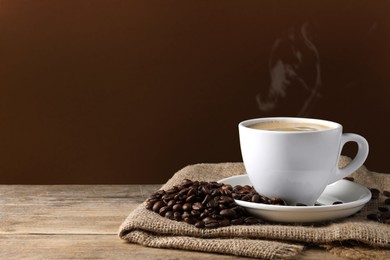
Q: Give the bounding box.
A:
[217,175,371,223]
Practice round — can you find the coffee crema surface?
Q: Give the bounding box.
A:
[248,121,333,132]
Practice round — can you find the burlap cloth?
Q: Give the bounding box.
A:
[119,156,390,259]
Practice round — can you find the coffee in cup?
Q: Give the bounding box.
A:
[247,121,332,132]
[239,117,369,206]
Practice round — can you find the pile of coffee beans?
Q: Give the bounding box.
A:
[231,184,344,206]
[366,188,390,224]
[231,184,288,205]
[145,179,262,228]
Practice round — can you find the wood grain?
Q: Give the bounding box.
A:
[0,185,345,259]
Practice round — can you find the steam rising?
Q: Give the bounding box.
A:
[256,22,322,116]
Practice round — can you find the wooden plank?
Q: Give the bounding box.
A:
[0,185,160,234]
[0,185,162,200]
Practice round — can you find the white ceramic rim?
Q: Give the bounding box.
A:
[239,117,342,134]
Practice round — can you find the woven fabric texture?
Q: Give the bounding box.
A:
[119,156,390,259]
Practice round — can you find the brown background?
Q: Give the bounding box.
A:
[1,0,389,184]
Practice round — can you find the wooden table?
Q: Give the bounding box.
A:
[0,185,346,259]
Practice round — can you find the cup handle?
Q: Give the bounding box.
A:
[328,133,369,184]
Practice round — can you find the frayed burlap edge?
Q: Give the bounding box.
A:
[124,229,303,259]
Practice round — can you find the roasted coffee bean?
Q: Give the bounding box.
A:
[279,199,288,205]
[378,207,389,212]
[241,185,249,190]
[270,197,287,205]
[191,209,201,218]
[185,194,196,203]
[152,201,164,213]
[148,194,158,200]
[202,217,214,224]
[383,190,390,197]
[251,194,260,203]
[333,201,343,205]
[241,194,251,201]
[222,184,232,191]
[165,211,174,220]
[201,186,210,195]
[200,212,208,219]
[203,218,220,229]
[179,187,190,195]
[162,193,175,201]
[220,209,237,219]
[219,204,228,210]
[202,194,211,205]
[370,188,380,199]
[343,176,354,182]
[211,214,223,220]
[385,199,390,205]
[172,203,183,212]
[145,203,153,211]
[155,190,165,196]
[187,188,197,196]
[244,217,260,225]
[223,189,232,196]
[262,196,272,204]
[367,213,380,221]
[181,179,193,187]
[211,189,222,197]
[234,185,242,190]
[195,221,205,228]
[173,211,182,221]
[173,194,182,201]
[204,216,219,223]
[206,199,217,209]
[211,181,221,188]
[145,200,155,210]
[167,200,176,208]
[231,218,244,225]
[214,211,225,219]
[166,187,178,194]
[380,211,390,221]
[230,206,243,215]
[219,218,230,227]
[182,203,192,211]
[176,185,185,190]
[205,222,219,228]
[218,195,228,203]
[159,206,170,216]
[192,202,203,210]
[182,211,191,219]
[184,216,196,225]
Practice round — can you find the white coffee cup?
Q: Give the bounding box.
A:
[238,117,369,206]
